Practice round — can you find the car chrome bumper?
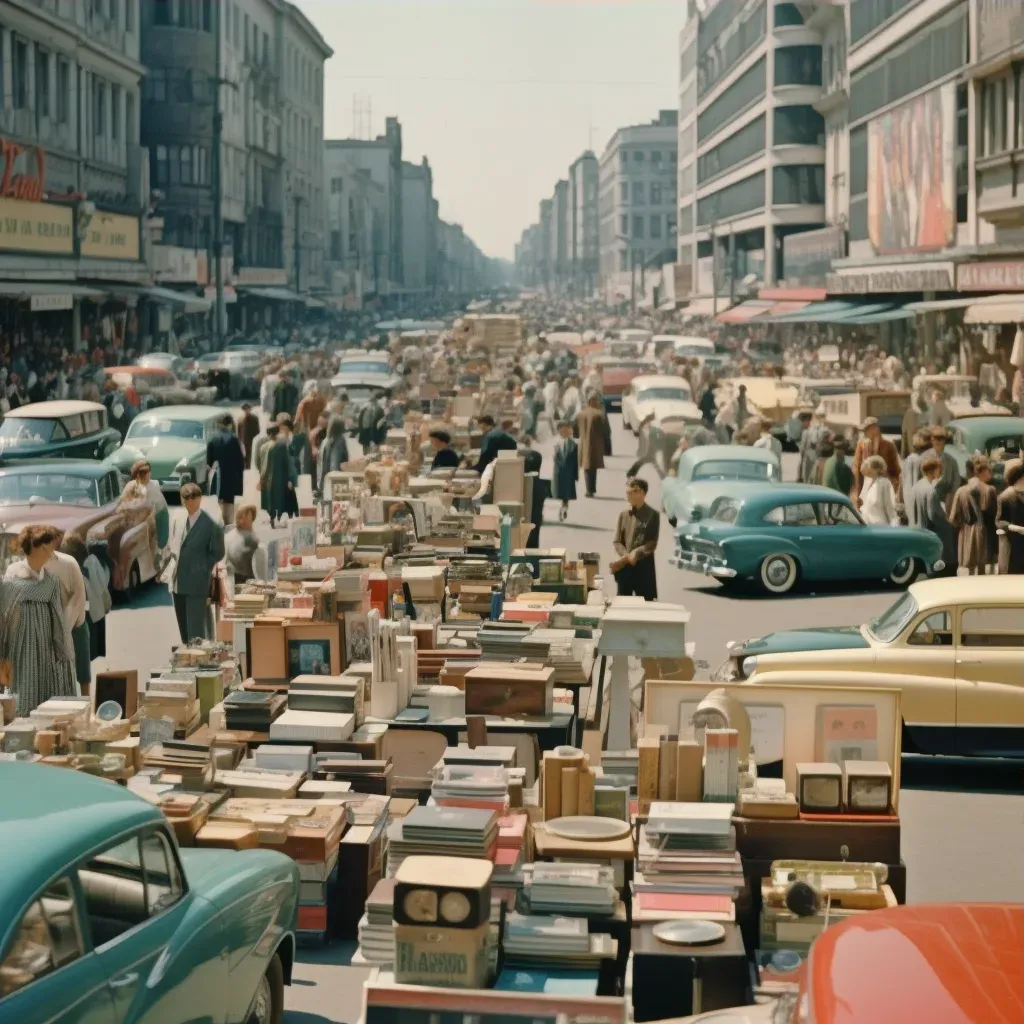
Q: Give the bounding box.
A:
[669,550,737,577]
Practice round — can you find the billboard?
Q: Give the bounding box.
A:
[867,85,956,256]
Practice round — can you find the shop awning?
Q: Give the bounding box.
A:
[904,297,979,313]
[117,284,211,313]
[827,302,902,323]
[963,294,1024,324]
[239,286,305,302]
[838,306,916,325]
[757,287,828,302]
[684,296,733,316]
[0,281,107,300]
[764,300,811,317]
[764,300,859,323]
[715,300,774,324]
[305,296,328,309]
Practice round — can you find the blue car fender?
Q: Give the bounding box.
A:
[721,532,805,575]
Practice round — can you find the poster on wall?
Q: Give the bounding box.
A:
[867,84,956,255]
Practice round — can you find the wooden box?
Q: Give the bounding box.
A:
[463,664,555,718]
[94,670,138,719]
[395,921,490,988]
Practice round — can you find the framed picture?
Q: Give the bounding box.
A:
[290,517,316,555]
[288,638,332,677]
[345,612,372,665]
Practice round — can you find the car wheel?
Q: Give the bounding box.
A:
[246,954,284,1024]
[758,554,798,595]
[888,557,920,587]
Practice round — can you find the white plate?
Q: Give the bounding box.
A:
[544,816,632,841]
[652,920,726,946]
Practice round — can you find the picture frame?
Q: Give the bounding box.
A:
[289,517,316,556]
[344,612,372,667]
[287,638,332,677]
[283,622,342,678]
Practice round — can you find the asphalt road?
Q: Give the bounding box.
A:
[99,412,1024,1023]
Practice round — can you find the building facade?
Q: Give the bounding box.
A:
[598,110,678,301]
[678,0,826,295]
[549,178,570,292]
[401,157,438,293]
[569,151,599,296]
[323,149,382,308]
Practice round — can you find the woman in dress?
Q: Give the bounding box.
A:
[1,525,77,714]
[859,454,900,526]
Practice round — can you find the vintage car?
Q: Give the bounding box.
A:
[620,374,698,432]
[605,328,652,353]
[105,405,222,495]
[646,334,716,362]
[0,401,122,464]
[913,372,1011,418]
[662,445,781,525]
[669,903,1023,1024]
[105,367,218,408]
[138,352,191,381]
[947,414,1024,489]
[817,386,910,439]
[0,761,298,1023]
[590,357,658,410]
[670,482,944,594]
[0,460,158,597]
[721,576,1024,755]
[331,350,403,413]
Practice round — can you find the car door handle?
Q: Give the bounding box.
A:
[956,658,985,665]
[110,972,139,989]
[798,535,813,541]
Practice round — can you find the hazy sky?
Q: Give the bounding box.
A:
[293,0,683,261]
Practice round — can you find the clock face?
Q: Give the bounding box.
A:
[439,891,471,924]
[403,889,438,923]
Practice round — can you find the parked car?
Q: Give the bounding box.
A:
[721,575,1024,755]
[646,334,716,362]
[589,357,658,410]
[0,761,297,1022]
[913,373,1011,418]
[332,351,403,421]
[0,401,122,464]
[138,352,191,381]
[670,482,943,594]
[105,405,222,494]
[0,460,158,597]
[621,374,699,433]
[104,367,218,408]
[662,444,781,525]
[947,414,1024,489]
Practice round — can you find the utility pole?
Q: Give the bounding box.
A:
[293,194,302,295]
[212,0,224,347]
[710,221,718,320]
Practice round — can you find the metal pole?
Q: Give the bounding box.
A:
[212,0,224,347]
[631,250,636,311]
[711,223,717,320]
[294,195,302,294]
[729,229,736,307]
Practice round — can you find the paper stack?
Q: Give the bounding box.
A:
[356,878,396,965]
[503,913,614,969]
[385,806,498,875]
[431,765,510,812]
[522,862,617,916]
[223,690,286,732]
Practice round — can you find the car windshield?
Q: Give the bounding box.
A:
[0,472,99,506]
[607,341,639,357]
[637,387,691,403]
[983,434,1022,461]
[337,361,390,374]
[0,418,56,446]
[126,416,204,441]
[867,592,919,643]
[675,343,714,356]
[710,497,743,523]
[693,460,776,482]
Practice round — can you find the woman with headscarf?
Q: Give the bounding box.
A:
[1,526,78,714]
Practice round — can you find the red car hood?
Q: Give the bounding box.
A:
[601,366,647,392]
[805,903,1023,1024]
[0,502,112,538]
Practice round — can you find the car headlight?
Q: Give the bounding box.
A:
[741,656,758,678]
[174,458,189,474]
[933,559,945,572]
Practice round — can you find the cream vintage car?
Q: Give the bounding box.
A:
[722,576,1024,757]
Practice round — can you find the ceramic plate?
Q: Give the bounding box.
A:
[652,920,726,946]
[544,816,631,841]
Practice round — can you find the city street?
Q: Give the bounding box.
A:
[100,414,1024,1022]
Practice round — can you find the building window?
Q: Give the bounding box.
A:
[147,68,166,102]
[850,0,917,46]
[698,57,767,144]
[619,181,628,202]
[772,165,825,205]
[180,144,192,184]
[632,215,645,238]
[35,47,50,119]
[650,182,662,205]
[619,149,628,167]
[652,150,663,167]
[632,181,645,204]
[697,171,766,225]
[774,45,822,87]
[698,115,766,185]
[619,213,628,235]
[650,215,662,239]
[330,230,342,260]
[154,0,171,26]
[154,144,168,185]
[56,59,70,123]
[774,106,825,146]
[331,177,343,194]
[126,0,135,31]
[633,150,644,163]
[110,0,120,25]
[12,37,28,110]
[93,80,107,137]
[679,203,693,234]
[957,82,968,224]
[697,0,767,99]
[981,75,1010,157]
[196,145,209,185]
[111,85,121,140]
[202,0,212,32]
[619,249,628,271]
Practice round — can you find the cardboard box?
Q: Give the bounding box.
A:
[394,921,489,988]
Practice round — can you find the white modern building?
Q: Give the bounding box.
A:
[598,110,678,302]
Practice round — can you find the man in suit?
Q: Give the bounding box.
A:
[169,482,225,642]
[207,414,245,525]
[236,402,261,469]
[576,394,611,498]
[911,457,956,577]
[852,416,901,506]
[473,414,516,475]
[611,477,660,600]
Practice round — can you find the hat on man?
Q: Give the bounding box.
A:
[860,416,879,431]
[930,425,949,441]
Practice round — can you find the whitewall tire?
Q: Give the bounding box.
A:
[759,554,798,595]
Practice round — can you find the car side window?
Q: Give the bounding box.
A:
[907,611,953,647]
[819,502,861,526]
[763,502,817,526]
[0,877,83,999]
[960,607,1024,648]
[100,473,118,506]
[140,831,184,915]
[62,415,85,439]
[50,420,69,442]
[82,411,102,434]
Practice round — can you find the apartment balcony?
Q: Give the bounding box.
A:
[813,79,849,117]
[976,152,1024,227]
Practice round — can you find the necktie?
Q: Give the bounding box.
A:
[185,517,192,536]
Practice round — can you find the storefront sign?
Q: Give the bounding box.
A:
[827,264,955,294]
[0,139,45,201]
[0,196,74,254]
[153,245,201,283]
[782,227,846,286]
[957,260,1024,291]
[80,211,140,260]
[236,266,287,287]
[30,293,73,311]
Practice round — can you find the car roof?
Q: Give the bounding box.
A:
[909,575,1024,606]
[106,365,172,375]
[631,375,692,390]
[131,404,222,420]
[680,444,779,468]
[6,400,106,418]
[723,482,852,507]
[0,459,112,478]
[0,762,162,931]
[950,415,1024,434]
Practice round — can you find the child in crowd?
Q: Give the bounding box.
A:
[552,420,579,522]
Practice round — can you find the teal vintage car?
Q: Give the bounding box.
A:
[106,405,222,494]
[0,761,297,1022]
[670,482,944,594]
[661,444,781,526]
[946,414,1023,490]
[0,401,122,464]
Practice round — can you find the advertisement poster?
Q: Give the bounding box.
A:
[867,85,956,255]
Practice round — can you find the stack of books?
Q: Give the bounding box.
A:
[522,863,617,916]
[431,765,510,812]
[356,878,395,965]
[385,806,498,875]
[269,709,354,743]
[223,690,285,732]
[635,801,742,922]
[503,913,614,969]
